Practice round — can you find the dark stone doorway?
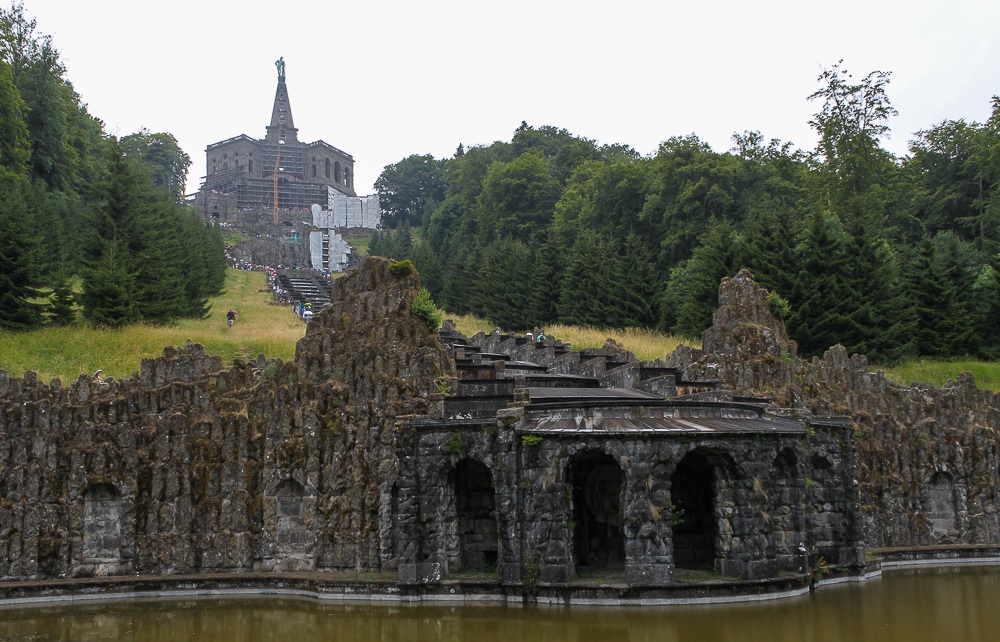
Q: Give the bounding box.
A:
[671,452,717,570]
[452,458,498,571]
[570,451,625,571]
[83,484,122,561]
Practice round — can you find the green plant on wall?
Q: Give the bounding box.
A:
[521,435,543,447]
[389,259,414,276]
[435,375,452,395]
[411,288,443,333]
[767,290,791,319]
[670,503,685,526]
[445,432,463,455]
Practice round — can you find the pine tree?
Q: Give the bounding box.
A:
[526,231,563,327]
[80,139,145,326]
[788,210,861,357]
[45,271,76,325]
[614,233,660,328]
[671,220,742,337]
[0,176,42,330]
[558,230,616,327]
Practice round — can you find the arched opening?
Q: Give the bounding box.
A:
[344,168,351,188]
[671,452,717,570]
[84,484,122,561]
[569,451,625,572]
[325,158,331,178]
[312,164,317,177]
[450,458,498,572]
[334,161,342,183]
[924,471,958,538]
[248,159,253,173]
[273,479,312,562]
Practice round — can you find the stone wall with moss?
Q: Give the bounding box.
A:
[668,269,1000,550]
[0,257,452,580]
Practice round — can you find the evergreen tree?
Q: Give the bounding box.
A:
[526,230,563,327]
[80,138,146,326]
[80,237,138,328]
[615,233,660,328]
[478,238,532,330]
[671,220,742,337]
[788,210,861,357]
[741,206,799,297]
[45,271,75,325]
[441,245,479,316]
[557,230,616,327]
[411,240,443,300]
[0,176,41,330]
[905,237,969,357]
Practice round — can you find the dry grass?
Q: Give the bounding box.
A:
[445,313,693,362]
[0,270,305,383]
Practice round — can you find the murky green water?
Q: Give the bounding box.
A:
[1,567,998,641]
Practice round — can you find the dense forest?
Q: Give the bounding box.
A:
[371,63,1000,363]
[0,3,226,331]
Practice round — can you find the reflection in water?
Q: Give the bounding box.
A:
[2,567,999,642]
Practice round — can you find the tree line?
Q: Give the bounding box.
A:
[371,62,1000,363]
[0,3,225,331]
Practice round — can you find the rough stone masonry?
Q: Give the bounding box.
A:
[1,259,998,593]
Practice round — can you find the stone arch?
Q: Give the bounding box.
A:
[312,163,317,178]
[344,167,351,188]
[569,450,625,571]
[325,157,331,179]
[670,449,736,572]
[248,158,253,173]
[923,471,959,538]
[335,161,342,183]
[83,483,122,561]
[446,457,498,572]
[268,478,315,570]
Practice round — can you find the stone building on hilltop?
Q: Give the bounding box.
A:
[193,59,378,229]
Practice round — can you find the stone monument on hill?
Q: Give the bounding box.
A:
[193,60,377,225]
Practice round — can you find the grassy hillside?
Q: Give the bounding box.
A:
[4,268,999,393]
[0,270,305,383]
[880,359,1000,392]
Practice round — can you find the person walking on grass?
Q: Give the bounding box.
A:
[227,309,238,327]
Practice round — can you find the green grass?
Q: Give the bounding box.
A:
[7,271,999,395]
[0,270,305,383]
[880,359,1000,393]
[445,312,692,362]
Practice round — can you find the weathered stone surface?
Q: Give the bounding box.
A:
[0,257,451,580]
[668,268,1000,550]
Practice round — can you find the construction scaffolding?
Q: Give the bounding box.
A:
[201,170,330,212]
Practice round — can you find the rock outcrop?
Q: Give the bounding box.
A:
[668,269,1000,548]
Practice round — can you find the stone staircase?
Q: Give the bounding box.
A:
[275,269,333,307]
[437,322,722,421]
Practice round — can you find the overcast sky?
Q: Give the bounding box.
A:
[25,0,1000,197]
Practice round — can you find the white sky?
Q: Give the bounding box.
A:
[25,0,1000,197]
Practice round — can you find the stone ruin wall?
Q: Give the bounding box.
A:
[4,259,1000,583]
[669,269,1000,550]
[0,257,452,580]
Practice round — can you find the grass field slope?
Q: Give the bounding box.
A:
[2,269,998,393]
[0,270,305,383]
